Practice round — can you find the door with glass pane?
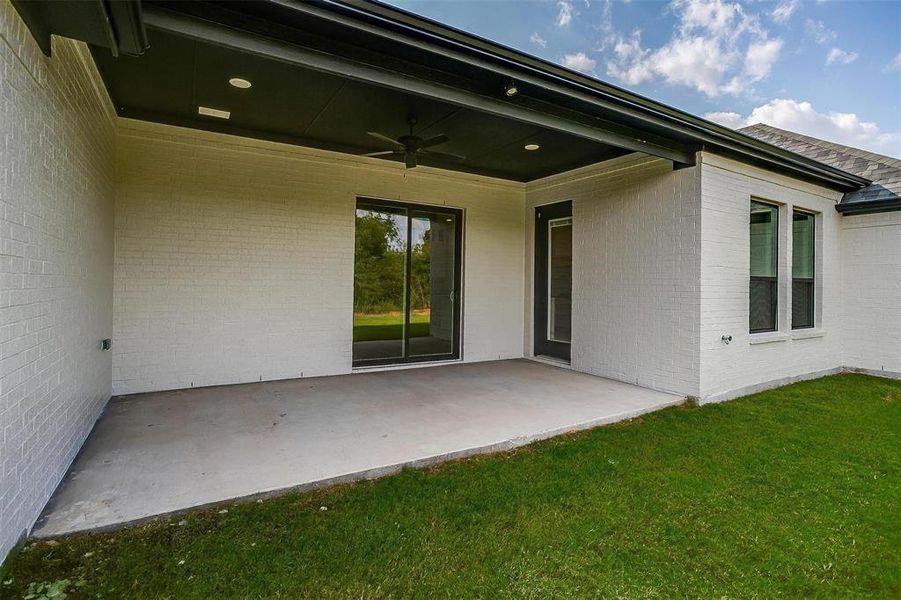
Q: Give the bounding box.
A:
[353,198,462,366]
[534,201,572,361]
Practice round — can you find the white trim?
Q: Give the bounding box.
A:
[352,358,463,373]
[528,355,572,369]
[116,119,524,192]
[749,332,789,345]
[791,328,826,340]
[525,152,663,193]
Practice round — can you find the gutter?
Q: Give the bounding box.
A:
[835,197,901,215]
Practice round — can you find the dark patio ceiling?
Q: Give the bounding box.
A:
[13,0,871,190]
[90,27,629,181]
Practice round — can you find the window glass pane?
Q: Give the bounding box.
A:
[792,211,814,279]
[750,279,777,332]
[792,210,815,329]
[750,200,778,333]
[792,280,814,329]
[750,201,778,278]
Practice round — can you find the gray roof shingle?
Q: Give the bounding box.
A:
[739,124,901,209]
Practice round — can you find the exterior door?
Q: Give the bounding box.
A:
[352,198,463,367]
[534,201,572,361]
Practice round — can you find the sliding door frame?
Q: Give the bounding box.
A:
[353,196,464,367]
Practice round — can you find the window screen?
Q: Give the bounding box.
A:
[792,210,815,329]
[750,201,778,333]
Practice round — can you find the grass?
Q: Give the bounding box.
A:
[2,374,899,598]
[353,312,430,342]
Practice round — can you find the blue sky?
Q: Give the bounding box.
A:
[385,0,901,156]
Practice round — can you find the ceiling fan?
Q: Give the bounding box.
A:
[363,115,465,169]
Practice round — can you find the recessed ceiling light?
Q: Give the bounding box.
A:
[524,143,540,151]
[504,81,519,97]
[229,77,252,89]
[198,106,231,119]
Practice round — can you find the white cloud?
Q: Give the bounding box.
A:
[530,32,547,48]
[745,38,784,80]
[561,52,598,72]
[606,30,654,85]
[825,47,858,66]
[652,35,739,96]
[556,0,574,26]
[805,18,836,45]
[596,0,616,50]
[704,111,747,129]
[605,0,781,97]
[676,0,738,36]
[705,98,901,156]
[886,51,901,73]
[771,0,800,23]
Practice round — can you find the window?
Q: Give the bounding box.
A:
[792,210,815,329]
[750,200,778,333]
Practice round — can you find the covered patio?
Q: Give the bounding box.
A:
[34,360,681,537]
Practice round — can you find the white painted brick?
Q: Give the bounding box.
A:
[2,0,898,565]
[112,120,525,395]
[698,153,846,401]
[840,211,901,375]
[0,2,114,563]
[525,155,702,396]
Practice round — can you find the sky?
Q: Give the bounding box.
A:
[384,0,901,157]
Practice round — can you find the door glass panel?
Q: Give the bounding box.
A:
[408,211,456,357]
[353,205,408,362]
[548,218,572,343]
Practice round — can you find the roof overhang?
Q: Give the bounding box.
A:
[11,0,873,190]
[835,197,901,215]
[319,0,871,190]
[11,0,148,57]
[139,4,695,167]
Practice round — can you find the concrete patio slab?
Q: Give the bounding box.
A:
[33,359,682,538]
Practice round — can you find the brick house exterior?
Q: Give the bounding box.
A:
[1,0,898,563]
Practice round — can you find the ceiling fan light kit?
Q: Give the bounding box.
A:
[363,115,465,169]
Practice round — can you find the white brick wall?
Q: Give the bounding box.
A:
[0,3,115,563]
[113,120,525,395]
[698,153,845,402]
[840,211,901,376]
[1,2,898,564]
[525,154,702,396]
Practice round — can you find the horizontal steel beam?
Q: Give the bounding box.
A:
[142,6,695,165]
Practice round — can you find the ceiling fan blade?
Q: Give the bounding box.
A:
[418,134,449,149]
[363,150,397,157]
[420,149,466,162]
[366,131,402,147]
[404,152,417,169]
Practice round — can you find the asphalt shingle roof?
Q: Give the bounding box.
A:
[739,124,901,207]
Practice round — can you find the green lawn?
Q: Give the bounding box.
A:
[3,374,899,598]
[353,312,430,342]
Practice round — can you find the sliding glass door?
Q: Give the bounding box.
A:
[353,198,462,366]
